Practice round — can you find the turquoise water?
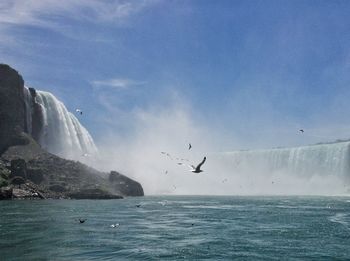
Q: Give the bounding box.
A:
[1,196,350,260]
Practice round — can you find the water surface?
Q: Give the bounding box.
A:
[1,196,350,260]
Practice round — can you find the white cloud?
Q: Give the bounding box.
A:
[91,78,146,89]
[0,0,161,65]
[0,0,158,27]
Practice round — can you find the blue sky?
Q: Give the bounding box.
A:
[2,0,350,150]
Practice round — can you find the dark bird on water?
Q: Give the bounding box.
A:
[299,129,304,133]
[136,204,141,208]
[189,157,207,173]
[79,219,86,223]
[188,143,192,150]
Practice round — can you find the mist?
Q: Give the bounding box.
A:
[89,93,349,196]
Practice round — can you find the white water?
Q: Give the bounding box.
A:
[23,86,33,135]
[31,90,98,160]
[217,142,350,178]
[202,142,350,195]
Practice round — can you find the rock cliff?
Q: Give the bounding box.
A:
[0,64,144,199]
[0,65,26,154]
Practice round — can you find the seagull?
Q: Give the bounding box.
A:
[188,143,192,150]
[79,219,86,223]
[110,223,120,228]
[76,109,83,115]
[299,129,304,133]
[189,157,206,173]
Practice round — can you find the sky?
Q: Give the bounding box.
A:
[1,0,350,194]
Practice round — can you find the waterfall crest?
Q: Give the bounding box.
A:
[218,142,350,179]
[23,86,98,160]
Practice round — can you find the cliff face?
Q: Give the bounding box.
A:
[0,64,144,199]
[0,65,26,154]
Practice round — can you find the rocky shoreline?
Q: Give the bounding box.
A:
[0,64,144,200]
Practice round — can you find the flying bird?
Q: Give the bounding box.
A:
[189,157,207,173]
[76,109,83,115]
[110,223,120,228]
[188,143,192,150]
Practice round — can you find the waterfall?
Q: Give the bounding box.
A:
[203,142,350,195]
[217,142,350,180]
[23,86,33,135]
[23,87,98,160]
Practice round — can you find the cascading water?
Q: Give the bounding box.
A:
[23,86,33,135]
[219,142,350,178]
[23,86,98,160]
[206,142,350,195]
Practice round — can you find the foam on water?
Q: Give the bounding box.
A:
[328,213,350,230]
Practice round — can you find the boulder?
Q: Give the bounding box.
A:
[109,171,144,196]
[49,184,67,193]
[10,158,27,179]
[10,176,26,187]
[27,168,44,184]
[12,188,42,199]
[0,186,13,199]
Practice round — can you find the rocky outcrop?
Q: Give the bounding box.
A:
[0,64,144,199]
[10,158,27,179]
[0,64,26,154]
[0,186,12,199]
[0,159,10,187]
[0,133,143,199]
[109,171,144,197]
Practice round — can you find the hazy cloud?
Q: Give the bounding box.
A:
[0,0,160,43]
[91,78,146,90]
[0,0,158,27]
